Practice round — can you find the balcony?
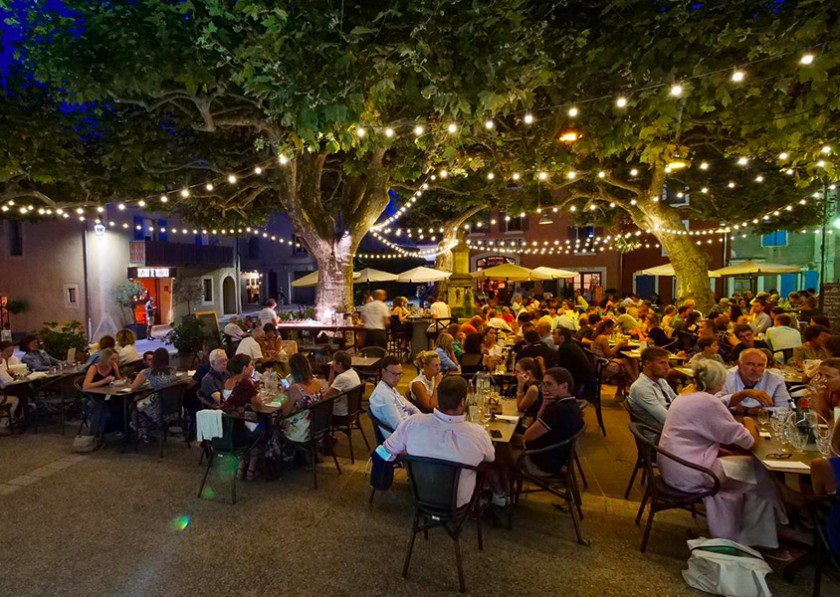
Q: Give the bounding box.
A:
[130,240,233,268]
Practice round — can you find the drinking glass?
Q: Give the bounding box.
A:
[815,434,833,458]
[788,427,808,452]
[757,409,770,430]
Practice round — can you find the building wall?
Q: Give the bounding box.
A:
[0,219,87,334]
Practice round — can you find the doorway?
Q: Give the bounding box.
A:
[222,276,236,315]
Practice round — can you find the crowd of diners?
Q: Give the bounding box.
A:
[3,285,840,555]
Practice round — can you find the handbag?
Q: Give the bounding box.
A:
[72,434,98,453]
[682,538,772,597]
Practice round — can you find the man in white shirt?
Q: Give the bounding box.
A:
[235,333,264,362]
[716,348,791,415]
[223,315,247,341]
[258,299,279,328]
[749,300,772,335]
[362,289,390,348]
[486,309,512,332]
[369,356,418,437]
[323,351,362,416]
[383,375,495,508]
[764,313,802,360]
[429,295,451,320]
[552,307,579,332]
[628,347,676,440]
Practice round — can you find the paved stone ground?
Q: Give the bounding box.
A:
[1,380,837,596]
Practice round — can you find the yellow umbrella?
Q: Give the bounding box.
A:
[471,264,552,281]
[709,260,800,277]
[531,266,578,279]
[635,263,720,278]
[291,270,362,288]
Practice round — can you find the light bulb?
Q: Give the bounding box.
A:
[670,84,683,97]
[523,113,534,124]
[414,125,424,136]
[180,189,190,198]
[254,166,262,174]
[486,172,495,180]
[117,203,126,211]
[206,183,214,191]
[822,145,831,154]
[279,155,289,165]
[731,70,745,82]
[630,168,638,176]
[800,53,815,65]
[568,106,579,117]
[439,169,448,178]
[779,152,789,160]
[616,96,628,108]
[566,171,576,179]
[598,171,606,178]
[484,120,494,130]
[755,175,764,182]
[728,181,736,188]
[447,123,458,133]
[160,195,168,203]
[384,127,394,138]
[699,161,709,170]
[512,173,521,181]
[227,174,237,183]
[538,171,548,181]
[737,156,749,166]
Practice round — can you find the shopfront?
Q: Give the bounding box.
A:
[128,266,176,327]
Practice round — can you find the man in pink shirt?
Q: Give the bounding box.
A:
[383,376,495,507]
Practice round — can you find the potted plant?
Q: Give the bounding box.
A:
[115,280,146,336]
[173,277,204,316]
[39,321,89,362]
[167,317,206,368]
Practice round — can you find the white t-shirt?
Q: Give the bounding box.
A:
[0,355,22,388]
[223,322,246,340]
[235,336,263,361]
[429,300,451,320]
[487,317,512,332]
[362,300,390,330]
[258,307,278,327]
[117,345,141,366]
[330,368,362,416]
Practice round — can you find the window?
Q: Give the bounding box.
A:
[292,235,308,255]
[6,221,23,256]
[504,214,523,232]
[761,231,788,247]
[64,284,80,308]
[202,278,213,303]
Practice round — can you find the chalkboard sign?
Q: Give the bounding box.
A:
[821,283,840,333]
[194,310,222,349]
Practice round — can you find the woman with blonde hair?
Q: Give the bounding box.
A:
[115,328,141,365]
[410,350,442,412]
[435,333,461,374]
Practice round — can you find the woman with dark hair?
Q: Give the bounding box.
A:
[280,353,327,442]
[130,347,179,441]
[591,319,638,388]
[20,335,63,371]
[514,357,543,418]
[84,335,117,367]
[728,304,743,324]
[460,333,485,375]
[222,354,264,479]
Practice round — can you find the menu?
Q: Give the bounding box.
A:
[821,283,840,333]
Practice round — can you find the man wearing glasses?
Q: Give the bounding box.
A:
[369,355,419,438]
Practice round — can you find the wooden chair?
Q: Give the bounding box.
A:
[629,422,720,553]
[330,385,369,464]
[511,425,589,546]
[426,317,452,350]
[401,455,485,593]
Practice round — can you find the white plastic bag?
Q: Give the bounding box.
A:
[682,538,772,597]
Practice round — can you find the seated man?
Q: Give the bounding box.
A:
[615,306,640,336]
[716,348,791,415]
[748,299,772,335]
[382,376,495,508]
[485,309,512,332]
[521,367,584,476]
[258,323,289,369]
[515,330,557,369]
[369,355,418,437]
[628,347,676,440]
[553,327,596,391]
[729,324,771,364]
[552,306,579,332]
[323,350,362,416]
[198,348,229,406]
[536,320,556,350]
[764,313,801,361]
[235,328,266,363]
[223,315,247,341]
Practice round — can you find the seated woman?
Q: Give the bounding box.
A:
[82,348,121,443]
[639,314,670,348]
[435,333,461,374]
[446,323,465,360]
[514,357,543,419]
[658,360,788,548]
[130,347,179,440]
[809,358,840,421]
[221,354,264,480]
[280,353,327,443]
[460,333,486,375]
[590,319,638,391]
[481,327,504,369]
[84,335,117,367]
[115,329,141,366]
[20,335,64,371]
[410,351,443,412]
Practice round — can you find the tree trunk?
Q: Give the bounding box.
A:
[307,235,356,320]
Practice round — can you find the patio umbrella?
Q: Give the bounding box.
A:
[635,263,720,278]
[471,263,552,281]
[291,270,362,288]
[531,266,578,279]
[709,260,800,277]
[397,266,452,283]
[354,268,398,283]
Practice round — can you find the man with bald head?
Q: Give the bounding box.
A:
[716,348,791,415]
[362,289,390,348]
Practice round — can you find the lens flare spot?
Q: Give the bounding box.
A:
[170,515,191,532]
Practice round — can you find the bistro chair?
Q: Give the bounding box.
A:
[285,396,341,489]
[401,455,485,593]
[795,494,840,597]
[139,383,189,458]
[622,401,659,500]
[405,387,432,414]
[425,317,452,350]
[777,347,795,365]
[120,359,145,380]
[357,346,386,387]
[676,330,698,353]
[330,384,369,464]
[510,425,589,546]
[197,413,259,505]
[388,315,410,361]
[0,390,16,434]
[367,409,396,505]
[629,422,720,553]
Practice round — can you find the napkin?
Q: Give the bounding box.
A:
[761,459,811,471]
[493,415,520,423]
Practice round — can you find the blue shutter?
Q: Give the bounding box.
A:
[133,216,144,241]
[157,219,167,242]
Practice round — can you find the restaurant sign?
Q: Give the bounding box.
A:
[128,267,177,279]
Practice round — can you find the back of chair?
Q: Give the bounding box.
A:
[156,383,187,421]
[405,387,431,414]
[517,424,586,477]
[361,346,387,359]
[778,347,795,365]
[211,414,240,452]
[628,422,720,499]
[307,396,338,439]
[121,359,144,379]
[367,409,394,446]
[404,455,474,516]
[676,330,698,352]
[343,384,365,418]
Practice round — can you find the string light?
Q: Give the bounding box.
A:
[800,53,815,65]
[615,97,628,108]
[384,127,395,138]
[670,84,683,97]
[523,113,534,124]
[731,70,745,82]
[447,123,458,134]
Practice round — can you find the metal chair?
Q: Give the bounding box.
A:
[425,317,452,349]
[0,390,16,434]
[676,330,698,353]
[197,413,259,505]
[629,421,720,552]
[579,348,607,436]
[794,494,840,596]
[511,425,589,546]
[401,455,485,593]
[357,346,386,386]
[622,401,659,499]
[330,384,370,464]
[145,383,189,458]
[367,409,396,505]
[286,396,342,489]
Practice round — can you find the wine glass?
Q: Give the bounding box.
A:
[757,409,770,430]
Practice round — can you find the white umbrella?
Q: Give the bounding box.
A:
[397,266,452,283]
[532,266,578,279]
[354,268,398,283]
[709,260,800,277]
[471,263,552,281]
[635,263,720,278]
[291,270,362,288]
